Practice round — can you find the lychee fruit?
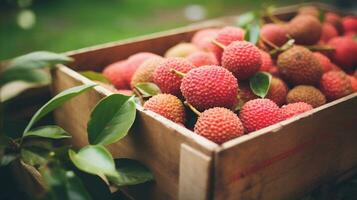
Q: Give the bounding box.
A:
[348,75,357,92]
[266,77,289,106]
[319,22,338,44]
[164,43,199,58]
[103,60,130,89]
[313,52,332,72]
[239,99,282,133]
[194,107,244,144]
[287,15,322,45]
[277,46,323,85]
[260,23,289,48]
[191,28,219,51]
[124,52,160,84]
[298,6,319,17]
[280,102,313,120]
[221,41,262,80]
[328,36,357,70]
[286,85,326,108]
[211,26,245,63]
[180,65,238,111]
[153,58,195,96]
[143,94,185,124]
[325,12,343,34]
[259,50,274,72]
[130,57,164,88]
[187,51,218,67]
[319,71,353,101]
[342,16,357,34]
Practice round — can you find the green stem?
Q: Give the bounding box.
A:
[184,101,201,116]
[170,69,186,78]
[211,39,226,49]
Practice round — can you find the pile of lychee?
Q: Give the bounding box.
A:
[102,6,357,144]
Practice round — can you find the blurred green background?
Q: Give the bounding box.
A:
[0,0,355,60]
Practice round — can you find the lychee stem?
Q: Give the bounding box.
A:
[305,45,335,52]
[170,69,186,78]
[260,36,280,50]
[184,101,201,116]
[211,39,226,49]
[265,10,285,25]
[133,87,145,105]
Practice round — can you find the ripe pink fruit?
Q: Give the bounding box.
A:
[187,51,218,67]
[281,102,313,120]
[103,60,129,89]
[259,50,274,72]
[342,16,357,33]
[313,52,332,72]
[319,23,338,43]
[191,28,219,51]
[260,23,289,47]
[328,37,357,70]
[319,71,353,100]
[124,52,160,84]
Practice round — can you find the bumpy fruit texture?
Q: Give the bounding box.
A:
[221,41,262,80]
[260,23,289,48]
[286,85,326,108]
[103,60,130,89]
[277,46,323,85]
[130,57,164,88]
[181,65,238,111]
[319,71,353,101]
[287,15,322,45]
[124,52,160,84]
[298,6,319,17]
[191,28,219,51]
[164,43,199,58]
[194,107,244,144]
[143,94,186,124]
[266,77,289,106]
[348,75,357,92]
[259,50,274,72]
[319,23,338,44]
[153,58,195,96]
[280,102,313,120]
[342,16,357,34]
[313,52,332,72]
[325,12,343,34]
[239,99,282,133]
[187,51,218,67]
[212,26,245,63]
[328,37,357,70]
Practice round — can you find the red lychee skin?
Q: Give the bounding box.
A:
[266,77,289,106]
[187,51,218,67]
[221,41,262,80]
[342,16,357,33]
[354,70,357,79]
[280,102,313,120]
[211,26,245,63]
[313,52,332,72]
[143,94,186,124]
[239,99,282,133]
[269,66,280,78]
[194,107,244,144]
[103,60,130,89]
[153,58,195,96]
[328,37,357,70]
[260,23,289,47]
[124,52,160,84]
[259,50,274,72]
[325,12,343,34]
[319,71,353,101]
[191,28,219,51]
[181,65,238,111]
[319,23,338,44]
[348,75,357,92]
[329,63,343,72]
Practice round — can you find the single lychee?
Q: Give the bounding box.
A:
[319,22,338,44]
[298,6,319,17]
[342,16,357,34]
[143,94,186,124]
[286,85,326,108]
[153,58,195,96]
[221,41,262,80]
[319,71,353,101]
[103,60,130,89]
[281,102,313,120]
[287,15,322,45]
[130,57,164,88]
[211,26,245,63]
[187,51,218,67]
[260,23,289,48]
[266,77,289,106]
[191,28,219,51]
[180,65,238,111]
[239,99,282,133]
[277,46,323,85]
[164,43,199,58]
[259,50,274,72]
[348,75,357,92]
[194,107,244,144]
[325,12,343,34]
[124,52,160,84]
[328,36,357,70]
[313,52,332,72]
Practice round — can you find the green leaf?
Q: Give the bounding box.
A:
[23,83,96,134]
[353,34,357,42]
[80,71,109,84]
[236,11,256,28]
[135,82,161,97]
[7,51,73,69]
[108,158,154,187]
[0,153,18,166]
[23,125,71,139]
[319,10,325,23]
[0,68,50,86]
[87,94,136,145]
[250,72,272,98]
[42,167,92,200]
[68,145,117,177]
[21,147,48,167]
[245,22,260,45]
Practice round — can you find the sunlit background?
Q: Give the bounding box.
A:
[1,0,356,60]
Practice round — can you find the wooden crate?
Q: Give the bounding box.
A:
[51,4,357,200]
